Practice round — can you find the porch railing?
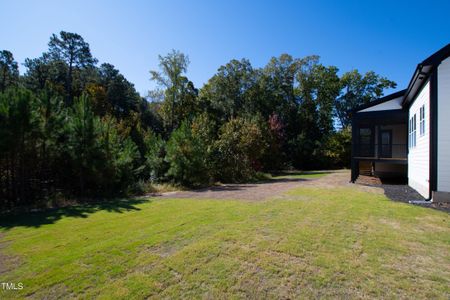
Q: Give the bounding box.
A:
[353,144,407,159]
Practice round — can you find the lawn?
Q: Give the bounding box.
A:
[0,185,449,299]
[270,170,331,180]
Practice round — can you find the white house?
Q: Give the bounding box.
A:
[351,44,450,202]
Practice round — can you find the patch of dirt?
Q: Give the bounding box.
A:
[0,233,21,276]
[301,170,352,188]
[0,243,7,274]
[156,171,347,201]
[143,240,189,258]
[154,170,449,212]
[378,218,402,230]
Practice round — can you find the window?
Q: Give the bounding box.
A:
[408,118,411,148]
[420,105,425,136]
[409,114,416,149]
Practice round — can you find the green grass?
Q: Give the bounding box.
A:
[270,170,332,180]
[0,186,449,299]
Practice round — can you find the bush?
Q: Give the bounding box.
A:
[165,121,211,187]
[290,127,351,170]
[145,133,168,181]
[213,117,268,182]
[322,127,351,168]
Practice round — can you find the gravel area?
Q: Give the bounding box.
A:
[158,170,349,201]
[355,175,425,202]
[155,170,449,212]
[356,175,450,213]
[159,178,314,201]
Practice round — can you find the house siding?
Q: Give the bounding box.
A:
[437,57,450,193]
[408,81,430,198]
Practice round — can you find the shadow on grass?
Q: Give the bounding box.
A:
[0,198,150,230]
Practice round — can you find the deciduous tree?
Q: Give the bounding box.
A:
[150,50,190,132]
[335,70,396,128]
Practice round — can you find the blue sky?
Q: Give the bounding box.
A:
[1,0,449,96]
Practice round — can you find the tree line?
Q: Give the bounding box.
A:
[0,31,396,209]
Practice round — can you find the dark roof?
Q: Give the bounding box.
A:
[403,43,450,106]
[352,89,406,112]
[351,44,450,115]
[421,43,450,66]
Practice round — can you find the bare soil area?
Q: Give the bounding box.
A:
[156,170,449,212]
[0,233,21,276]
[158,170,349,201]
[159,180,308,201]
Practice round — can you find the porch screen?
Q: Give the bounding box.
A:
[359,127,373,157]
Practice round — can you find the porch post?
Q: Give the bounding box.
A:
[375,124,379,159]
[351,117,358,182]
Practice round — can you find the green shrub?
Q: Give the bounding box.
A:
[145,133,168,181]
[322,127,351,168]
[165,121,211,187]
[213,117,268,182]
